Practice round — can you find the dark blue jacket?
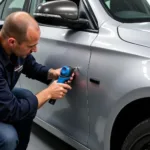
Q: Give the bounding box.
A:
[0,44,51,123]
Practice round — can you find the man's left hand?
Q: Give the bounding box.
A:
[48,68,75,83]
[48,68,61,80]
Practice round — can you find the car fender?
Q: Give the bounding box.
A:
[104,87,150,150]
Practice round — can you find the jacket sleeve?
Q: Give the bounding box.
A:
[0,66,38,123]
[22,54,51,84]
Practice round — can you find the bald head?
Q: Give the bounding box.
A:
[1,11,40,43]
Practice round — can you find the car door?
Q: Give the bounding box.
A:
[20,0,98,145]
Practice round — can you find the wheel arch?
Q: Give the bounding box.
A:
[104,87,150,150]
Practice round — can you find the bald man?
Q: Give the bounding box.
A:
[0,12,73,150]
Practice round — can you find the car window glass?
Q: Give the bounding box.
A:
[0,0,4,4]
[30,0,46,15]
[2,0,25,19]
[0,0,5,19]
[103,0,150,22]
[105,0,110,8]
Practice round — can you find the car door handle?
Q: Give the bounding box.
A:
[90,78,100,84]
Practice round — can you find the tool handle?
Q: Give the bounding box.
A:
[49,99,56,105]
[49,77,70,105]
[49,66,75,105]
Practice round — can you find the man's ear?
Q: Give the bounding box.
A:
[7,37,16,47]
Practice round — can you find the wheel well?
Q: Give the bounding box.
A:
[110,98,150,150]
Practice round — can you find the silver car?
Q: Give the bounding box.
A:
[1,0,150,150]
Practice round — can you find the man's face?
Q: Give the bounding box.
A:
[10,28,40,58]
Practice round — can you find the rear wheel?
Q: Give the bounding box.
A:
[122,119,150,150]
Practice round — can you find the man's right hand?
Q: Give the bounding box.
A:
[36,80,72,108]
[46,80,72,99]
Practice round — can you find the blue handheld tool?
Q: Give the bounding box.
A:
[49,66,75,105]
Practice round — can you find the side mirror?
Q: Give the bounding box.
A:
[34,0,89,29]
[35,0,78,20]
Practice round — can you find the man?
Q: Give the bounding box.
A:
[0,11,73,150]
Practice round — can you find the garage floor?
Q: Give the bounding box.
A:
[27,123,76,150]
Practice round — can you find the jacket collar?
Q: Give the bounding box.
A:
[0,44,19,68]
[0,44,11,67]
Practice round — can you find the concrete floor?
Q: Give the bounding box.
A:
[27,123,76,150]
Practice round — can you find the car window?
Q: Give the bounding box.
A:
[30,0,47,15]
[2,0,26,19]
[103,0,150,22]
[0,0,4,3]
[30,0,44,15]
[105,0,110,8]
[0,0,5,19]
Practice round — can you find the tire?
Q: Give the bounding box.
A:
[122,119,150,150]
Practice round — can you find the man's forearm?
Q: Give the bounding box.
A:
[36,88,51,108]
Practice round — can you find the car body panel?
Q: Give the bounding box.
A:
[19,26,98,145]
[105,87,150,150]
[118,22,150,48]
[88,0,110,27]
[88,20,150,150]
[1,0,150,150]
[34,116,90,150]
[0,20,4,25]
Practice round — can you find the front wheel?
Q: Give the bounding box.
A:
[122,119,150,150]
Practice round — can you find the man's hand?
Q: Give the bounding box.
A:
[48,68,61,80]
[47,81,72,99]
[66,73,74,84]
[48,68,75,83]
[36,80,72,108]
